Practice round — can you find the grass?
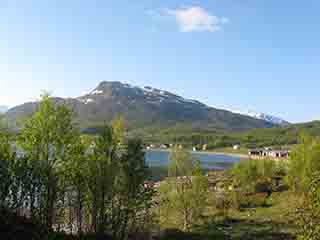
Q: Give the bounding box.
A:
[159,191,301,239]
[215,218,295,240]
[1,191,300,240]
[207,191,300,239]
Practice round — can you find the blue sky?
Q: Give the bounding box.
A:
[0,0,319,123]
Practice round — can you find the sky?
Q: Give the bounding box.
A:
[0,0,319,123]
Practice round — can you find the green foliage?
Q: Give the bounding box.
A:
[240,193,269,208]
[145,121,320,151]
[86,124,119,233]
[83,122,153,239]
[0,120,15,209]
[0,94,154,239]
[297,172,320,240]
[231,158,283,193]
[287,133,320,193]
[115,138,154,238]
[280,134,320,239]
[213,189,238,216]
[16,94,78,228]
[168,146,196,177]
[62,136,88,234]
[229,157,288,214]
[160,147,208,231]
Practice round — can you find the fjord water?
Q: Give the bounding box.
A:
[145,150,240,170]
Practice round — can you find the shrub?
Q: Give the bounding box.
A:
[240,193,269,208]
[255,180,273,195]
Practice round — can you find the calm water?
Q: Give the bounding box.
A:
[145,150,240,170]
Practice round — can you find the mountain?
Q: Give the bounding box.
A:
[6,81,275,133]
[230,110,289,126]
[0,105,9,113]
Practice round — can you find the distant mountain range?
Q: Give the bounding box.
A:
[230,110,289,126]
[6,81,280,133]
[0,105,8,113]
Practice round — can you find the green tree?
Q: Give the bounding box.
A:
[111,115,126,146]
[62,136,88,234]
[113,138,153,240]
[231,158,281,194]
[288,134,320,239]
[86,121,153,239]
[86,125,119,233]
[0,115,15,210]
[297,172,320,240]
[0,115,41,218]
[287,133,320,193]
[168,147,194,177]
[160,147,208,231]
[18,94,78,228]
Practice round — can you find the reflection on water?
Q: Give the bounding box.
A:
[145,150,240,170]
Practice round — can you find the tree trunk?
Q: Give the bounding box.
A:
[91,191,98,233]
[77,188,83,235]
[30,185,35,219]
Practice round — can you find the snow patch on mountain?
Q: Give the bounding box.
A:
[88,81,206,107]
[83,82,283,125]
[139,86,205,106]
[77,97,95,104]
[91,90,104,95]
[84,99,94,104]
[231,109,289,125]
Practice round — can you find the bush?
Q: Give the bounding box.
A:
[214,192,234,210]
[212,189,246,214]
[255,180,273,195]
[274,184,289,192]
[240,193,269,208]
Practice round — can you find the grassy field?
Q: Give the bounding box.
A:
[214,191,299,239]
[158,191,300,240]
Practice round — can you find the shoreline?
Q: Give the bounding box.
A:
[199,151,248,159]
[145,148,248,159]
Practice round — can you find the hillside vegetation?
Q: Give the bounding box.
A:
[142,121,320,150]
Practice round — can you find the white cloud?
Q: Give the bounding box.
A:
[165,6,228,33]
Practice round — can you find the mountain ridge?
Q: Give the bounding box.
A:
[6,81,276,133]
[230,109,289,126]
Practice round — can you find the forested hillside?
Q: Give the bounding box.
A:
[144,121,320,149]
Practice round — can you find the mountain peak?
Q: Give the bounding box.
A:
[96,81,129,89]
[79,81,285,126]
[6,81,277,133]
[88,81,139,96]
[82,81,206,107]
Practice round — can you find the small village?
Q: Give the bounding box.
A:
[248,148,290,159]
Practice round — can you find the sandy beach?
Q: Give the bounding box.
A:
[145,148,248,159]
